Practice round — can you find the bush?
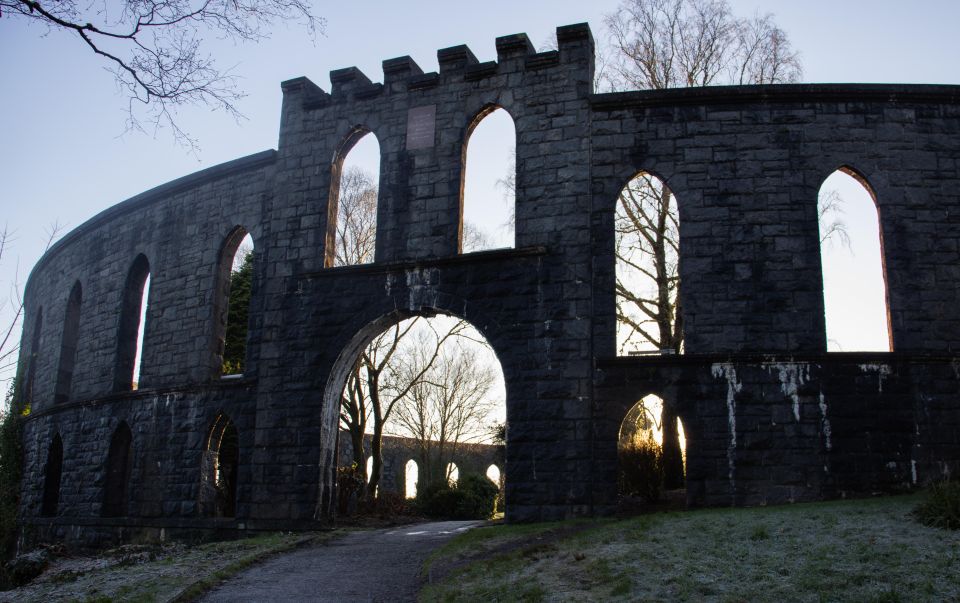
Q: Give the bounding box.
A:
[0,379,24,589]
[913,480,960,530]
[336,463,365,516]
[619,432,664,503]
[417,473,498,520]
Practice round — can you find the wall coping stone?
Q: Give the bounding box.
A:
[26,150,278,291]
[590,83,960,111]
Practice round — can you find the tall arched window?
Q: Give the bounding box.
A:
[615,172,682,356]
[214,228,255,376]
[198,414,239,518]
[461,107,515,253]
[24,307,42,407]
[54,281,82,404]
[329,130,380,267]
[114,254,151,391]
[405,459,418,499]
[818,168,891,351]
[102,422,133,517]
[41,434,63,517]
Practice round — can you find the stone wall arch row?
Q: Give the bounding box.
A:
[316,294,512,519]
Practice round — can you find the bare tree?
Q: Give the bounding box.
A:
[389,327,499,488]
[615,173,681,356]
[1,0,321,147]
[333,167,378,267]
[339,316,474,500]
[605,0,803,489]
[818,188,851,249]
[604,0,801,92]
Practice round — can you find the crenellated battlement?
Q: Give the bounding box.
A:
[281,23,594,110]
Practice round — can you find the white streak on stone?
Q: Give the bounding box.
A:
[767,362,809,422]
[712,363,742,490]
[818,392,832,451]
[858,363,892,393]
[911,459,917,485]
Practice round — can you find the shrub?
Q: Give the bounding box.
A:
[336,463,365,516]
[913,480,960,530]
[417,473,498,520]
[357,489,411,517]
[0,379,24,589]
[619,432,664,503]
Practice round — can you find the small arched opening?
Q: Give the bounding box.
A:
[461,106,516,253]
[818,167,892,351]
[446,462,460,487]
[54,281,83,404]
[614,171,682,356]
[102,422,133,517]
[486,464,504,515]
[618,394,687,504]
[214,227,255,377]
[199,413,239,518]
[114,254,151,391]
[328,129,380,267]
[41,434,63,517]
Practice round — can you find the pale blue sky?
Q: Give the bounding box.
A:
[2,1,959,381]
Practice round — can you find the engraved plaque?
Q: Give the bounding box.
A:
[406,105,436,150]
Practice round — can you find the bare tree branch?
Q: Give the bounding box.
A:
[0,221,64,387]
[1,0,323,148]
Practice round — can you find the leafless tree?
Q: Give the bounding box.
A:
[818,188,852,249]
[616,173,681,356]
[1,0,322,147]
[333,167,378,267]
[604,0,802,91]
[388,328,499,487]
[605,0,803,488]
[339,317,476,500]
[0,223,63,389]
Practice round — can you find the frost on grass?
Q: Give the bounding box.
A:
[424,495,960,602]
[0,533,313,603]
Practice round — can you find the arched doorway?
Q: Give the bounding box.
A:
[319,311,507,518]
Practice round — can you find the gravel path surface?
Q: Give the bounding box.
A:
[201,521,478,603]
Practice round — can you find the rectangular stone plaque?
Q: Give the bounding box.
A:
[406,105,436,150]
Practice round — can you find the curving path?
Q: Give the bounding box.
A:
[201,521,479,603]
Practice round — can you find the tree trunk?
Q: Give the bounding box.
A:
[661,400,684,490]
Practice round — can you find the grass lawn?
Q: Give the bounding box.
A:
[421,494,960,602]
[0,531,337,603]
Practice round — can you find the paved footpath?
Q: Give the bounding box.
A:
[201,521,478,603]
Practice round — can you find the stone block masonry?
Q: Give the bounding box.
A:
[14,22,960,547]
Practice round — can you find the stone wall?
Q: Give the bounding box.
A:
[14,22,960,547]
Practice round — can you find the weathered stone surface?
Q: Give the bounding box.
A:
[13,23,960,547]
